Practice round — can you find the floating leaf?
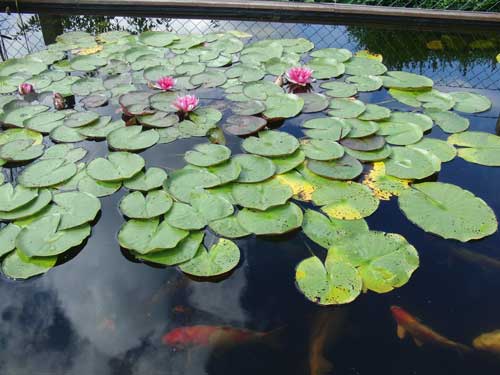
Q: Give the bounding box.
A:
[78,118,124,139]
[222,115,267,136]
[346,75,383,92]
[164,202,207,230]
[242,130,299,157]
[0,105,49,128]
[139,31,178,47]
[187,159,241,185]
[232,178,293,210]
[71,77,105,96]
[321,81,358,98]
[385,147,440,179]
[417,90,455,111]
[107,126,159,151]
[166,168,220,203]
[362,162,411,200]
[16,213,90,257]
[23,112,65,134]
[0,139,44,162]
[52,191,101,229]
[0,183,38,212]
[297,93,329,113]
[328,98,366,119]
[87,152,144,182]
[340,135,385,151]
[425,109,469,133]
[270,150,306,174]
[123,167,168,191]
[185,143,231,167]
[450,92,492,113]
[302,117,351,141]
[301,139,344,161]
[209,216,251,239]
[242,81,283,101]
[190,191,234,222]
[307,155,363,180]
[344,119,379,138]
[408,138,456,163]
[1,250,57,280]
[312,182,379,220]
[344,57,387,76]
[295,256,362,305]
[358,104,391,121]
[234,154,276,183]
[119,190,172,219]
[275,171,315,201]
[387,112,433,132]
[237,202,303,235]
[190,70,227,88]
[138,112,179,129]
[311,48,352,62]
[399,182,498,242]
[231,101,266,116]
[50,125,87,143]
[0,224,22,257]
[0,189,52,221]
[78,174,121,197]
[263,93,304,119]
[344,144,392,162]
[388,88,423,107]
[328,231,419,293]
[18,158,77,188]
[377,121,423,145]
[302,209,368,249]
[118,218,188,254]
[179,239,240,277]
[308,57,345,79]
[382,71,433,90]
[447,131,500,166]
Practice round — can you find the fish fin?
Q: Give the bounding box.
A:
[396,324,407,339]
[413,338,424,347]
[454,342,473,354]
[261,325,287,350]
[312,356,333,375]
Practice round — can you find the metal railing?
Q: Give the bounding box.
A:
[0,12,499,91]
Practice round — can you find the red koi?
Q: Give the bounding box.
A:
[391,306,471,352]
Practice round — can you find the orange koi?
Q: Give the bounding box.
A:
[391,306,471,352]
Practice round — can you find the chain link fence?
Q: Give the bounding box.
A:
[0,12,499,91]
[327,0,499,12]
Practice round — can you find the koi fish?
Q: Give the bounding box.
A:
[309,310,343,375]
[449,247,500,271]
[473,330,500,355]
[162,325,279,349]
[391,306,471,352]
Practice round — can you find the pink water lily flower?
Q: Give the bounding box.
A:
[173,95,199,113]
[18,83,34,95]
[156,76,176,91]
[286,66,313,86]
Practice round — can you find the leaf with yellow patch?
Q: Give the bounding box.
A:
[73,45,104,55]
[362,162,411,200]
[275,171,315,201]
[355,50,383,62]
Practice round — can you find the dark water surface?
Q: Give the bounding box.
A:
[1,15,500,375]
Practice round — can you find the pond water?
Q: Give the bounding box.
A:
[0,14,500,375]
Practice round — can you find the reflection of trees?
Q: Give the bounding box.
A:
[347,26,500,73]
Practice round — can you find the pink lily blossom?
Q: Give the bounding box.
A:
[18,83,34,95]
[172,95,199,113]
[155,76,175,91]
[286,66,313,86]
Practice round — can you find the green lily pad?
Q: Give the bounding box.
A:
[302,209,368,249]
[295,256,362,305]
[18,158,77,188]
[119,190,172,219]
[0,224,22,257]
[358,104,391,121]
[0,183,38,212]
[308,58,345,79]
[416,90,455,111]
[50,125,87,143]
[231,101,266,116]
[328,231,419,293]
[346,75,383,92]
[234,154,276,183]
[242,130,299,157]
[311,48,352,62]
[382,71,433,90]
[118,218,189,254]
[340,135,385,151]
[139,31,178,47]
[78,118,124,139]
[450,92,492,113]
[377,121,423,145]
[345,144,392,162]
[312,181,379,220]
[0,58,47,76]
[52,191,101,229]
[270,150,306,174]
[78,174,121,197]
[137,112,179,129]
[64,112,101,130]
[70,55,107,71]
[16,213,90,257]
[87,152,145,182]
[328,98,366,119]
[321,82,358,98]
[0,128,43,146]
[301,139,344,161]
[187,159,242,185]
[385,147,440,179]
[190,70,227,88]
[222,115,267,136]
[164,202,207,230]
[263,93,304,119]
[447,131,500,166]
[209,216,251,239]
[388,112,433,132]
[184,143,231,167]
[107,126,159,151]
[302,117,351,141]
[23,112,65,134]
[0,139,44,162]
[307,154,363,180]
[399,182,498,242]
[344,57,387,76]
[134,231,203,266]
[243,81,283,101]
[408,138,456,163]
[425,109,469,133]
[0,189,52,221]
[237,202,303,235]
[226,64,265,82]
[165,168,220,203]
[388,88,423,107]
[296,93,329,113]
[71,77,105,96]
[1,250,57,280]
[232,178,293,210]
[344,119,379,138]
[179,238,240,277]
[123,167,168,191]
[190,191,234,222]
[0,105,49,128]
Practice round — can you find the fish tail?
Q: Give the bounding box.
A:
[261,325,287,349]
[312,355,333,375]
[454,342,473,354]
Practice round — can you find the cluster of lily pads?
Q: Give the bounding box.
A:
[0,29,498,306]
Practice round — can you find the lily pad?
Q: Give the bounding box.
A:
[328,98,366,119]
[87,152,145,182]
[166,168,220,203]
[321,81,358,98]
[52,191,101,229]
[344,57,387,76]
[23,112,65,134]
[179,239,240,277]
[16,213,91,257]
[107,126,159,151]
[232,178,293,210]
[387,112,433,132]
[0,224,22,257]
[1,250,57,280]
[385,147,440,179]
[408,138,456,163]
[237,202,303,235]
[344,119,379,138]
[308,57,345,79]
[209,216,251,239]
[377,121,423,145]
[340,135,385,151]
[0,105,49,128]
[0,139,44,162]
[123,167,168,191]
[191,70,227,88]
[164,202,207,230]
[417,90,455,111]
[382,71,433,90]
[243,81,283,100]
[78,174,121,197]
[0,189,52,221]
[295,256,362,305]
[447,131,500,166]
[242,130,299,157]
[185,143,231,167]
[450,92,491,113]
[190,191,234,222]
[307,155,363,180]
[399,182,498,242]
[50,125,87,143]
[346,75,383,92]
[310,48,352,62]
[18,158,77,188]
[301,139,344,161]
[270,150,306,174]
[118,218,189,254]
[234,154,276,183]
[425,109,469,133]
[138,112,179,129]
[0,183,38,212]
[222,115,267,136]
[297,93,330,113]
[263,94,304,119]
[362,162,411,200]
[78,118,124,139]
[139,31,178,47]
[231,101,266,116]
[119,190,172,219]
[187,159,242,185]
[344,144,392,162]
[358,104,391,121]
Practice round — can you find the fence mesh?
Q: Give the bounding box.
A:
[0,12,499,91]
